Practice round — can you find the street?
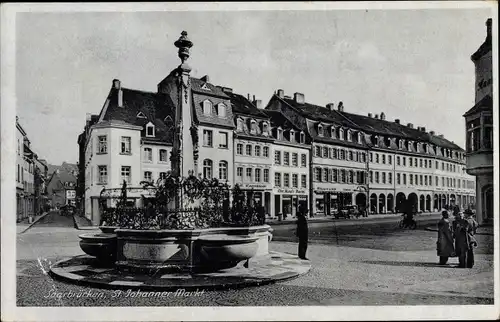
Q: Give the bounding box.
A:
[16,211,494,306]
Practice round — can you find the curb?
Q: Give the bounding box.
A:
[73,214,99,230]
[18,212,50,234]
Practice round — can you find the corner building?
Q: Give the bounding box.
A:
[463,18,493,225]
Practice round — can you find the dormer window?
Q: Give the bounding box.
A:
[146,122,155,137]
[374,135,379,147]
[250,119,257,134]
[338,128,344,140]
[236,118,243,131]
[330,126,336,139]
[300,131,305,144]
[137,112,147,118]
[262,122,269,136]
[203,100,212,115]
[277,127,283,140]
[217,103,226,118]
[347,129,352,142]
[289,130,295,143]
[201,83,210,91]
[317,124,324,137]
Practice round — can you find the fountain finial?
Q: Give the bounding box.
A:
[174,31,193,65]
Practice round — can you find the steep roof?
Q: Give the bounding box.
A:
[281,97,359,129]
[226,92,268,118]
[99,87,175,144]
[463,95,492,117]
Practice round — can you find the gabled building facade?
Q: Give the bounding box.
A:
[464,18,493,225]
[229,91,274,214]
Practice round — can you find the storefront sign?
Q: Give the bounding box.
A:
[276,188,306,195]
[240,184,269,189]
[315,187,355,193]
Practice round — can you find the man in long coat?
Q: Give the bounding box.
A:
[437,210,455,265]
[296,205,309,260]
[453,212,478,268]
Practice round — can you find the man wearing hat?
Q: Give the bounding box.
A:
[296,204,309,260]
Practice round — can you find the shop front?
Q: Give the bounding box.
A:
[313,185,359,217]
[272,187,308,219]
[238,183,272,216]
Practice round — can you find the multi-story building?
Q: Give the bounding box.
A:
[265,89,475,216]
[46,165,78,208]
[266,110,310,218]
[78,30,477,221]
[265,91,369,216]
[16,117,47,221]
[78,79,175,224]
[230,91,274,214]
[464,18,493,225]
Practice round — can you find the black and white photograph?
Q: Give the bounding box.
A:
[1,2,498,321]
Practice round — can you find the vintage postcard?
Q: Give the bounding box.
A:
[1,1,498,321]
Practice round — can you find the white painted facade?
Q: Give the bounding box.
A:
[271,141,310,218]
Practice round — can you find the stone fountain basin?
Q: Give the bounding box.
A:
[79,232,117,262]
[198,235,260,262]
[99,226,118,234]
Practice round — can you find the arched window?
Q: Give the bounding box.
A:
[262,122,269,136]
[203,159,213,179]
[347,130,352,141]
[217,103,226,118]
[250,119,257,134]
[203,100,212,115]
[338,128,344,140]
[277,127,283,140]
[289,130,295,142]
[317,124,324,136]
[300,131,305,143]
[330,126,336,139]
[219,161,228,180]
[357,132,363,144]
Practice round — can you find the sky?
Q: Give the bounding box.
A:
[15,5,493,165]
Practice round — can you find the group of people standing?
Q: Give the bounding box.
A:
[437,206,479,268]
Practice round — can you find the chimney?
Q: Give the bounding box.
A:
[253,95,256,102]
[368,113,373,118]
[113,79,123,108]
[294,92,305,104]
[486,18,492,39]
[253,99,263,109]
[247,93,250,100]
[337,101,344,112]
[375,114,379,119]
[420,127,426,132]
[201,75,210,83]
[326,103,335,111]
[417,126,421,131]
[429,130,435,135]
[407,123,414,128]
[380,112,386,120]
[395,119,400,124]
[277,89,284,98]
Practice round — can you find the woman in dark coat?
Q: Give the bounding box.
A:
[437,210,455,265]
[296,205,309,260]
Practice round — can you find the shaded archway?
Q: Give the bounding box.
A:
[379,194,386,213]
[370,193,377,213]
[433,194,439,211]
[408,193,418,212]
[450,194,456,207]
[395,192,406,213]
[419,195,425,212]
[441,194,447,209]
[355,193,367,208]
[387,194,394,212]
[426,195,431,212]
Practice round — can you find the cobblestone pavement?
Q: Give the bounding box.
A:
[16,214,494,306]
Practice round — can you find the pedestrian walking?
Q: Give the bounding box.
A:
[437,210,455,265]
[453,211,477,268]
[296,205,309,260]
